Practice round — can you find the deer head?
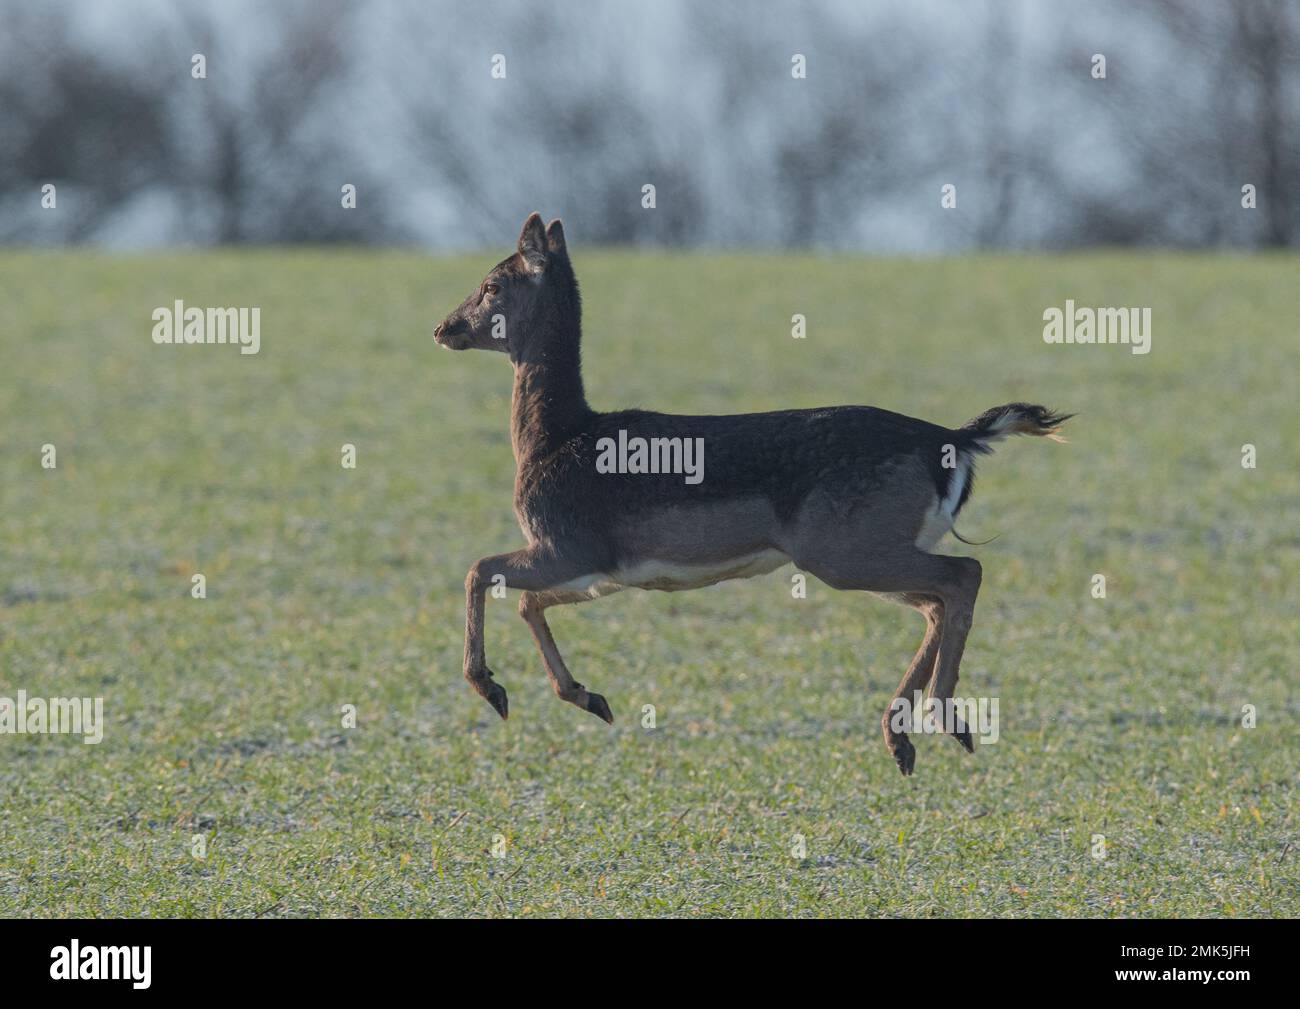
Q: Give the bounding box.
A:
[433,212,575,360]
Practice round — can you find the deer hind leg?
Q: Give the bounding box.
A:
[785,539,980,775]
[518,588,618,724]
[926,556,982,753]
[878,593,943,776]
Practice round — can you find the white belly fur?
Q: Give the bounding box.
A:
[556,549,791,596]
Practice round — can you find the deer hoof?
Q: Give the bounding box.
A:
[585,692,614,725]
[952,723,974,753]
[891,735,916,776]
[483,680,509,720]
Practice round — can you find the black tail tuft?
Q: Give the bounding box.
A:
[958,403,1073,454]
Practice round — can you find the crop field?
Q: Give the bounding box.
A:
[0,249,1295,916]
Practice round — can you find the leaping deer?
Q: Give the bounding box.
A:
[434,213,1070,775]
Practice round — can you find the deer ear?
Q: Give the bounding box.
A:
[517,212,548,272]
[545,219,567,256]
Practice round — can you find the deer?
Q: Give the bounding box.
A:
[433,213,1070,775]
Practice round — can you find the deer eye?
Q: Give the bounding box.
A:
[484,282,500,297]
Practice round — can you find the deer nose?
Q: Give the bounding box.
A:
[433,322,444,339]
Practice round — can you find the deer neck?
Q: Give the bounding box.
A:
[510,322,590,464]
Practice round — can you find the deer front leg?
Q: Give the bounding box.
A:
[463,548,588,720]
[519,589,617,724]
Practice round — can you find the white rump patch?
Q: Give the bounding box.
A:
[939,454,971,519]
[915,454,970,550]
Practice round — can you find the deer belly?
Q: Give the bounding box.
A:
[610,549,790,592]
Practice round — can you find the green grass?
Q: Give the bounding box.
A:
[0,248,1296,917]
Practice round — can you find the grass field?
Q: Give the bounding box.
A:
[1,248,1296,917]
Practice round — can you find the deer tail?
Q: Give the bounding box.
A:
[956,403,1073,455]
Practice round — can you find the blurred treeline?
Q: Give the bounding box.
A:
[1,0,1296,250]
